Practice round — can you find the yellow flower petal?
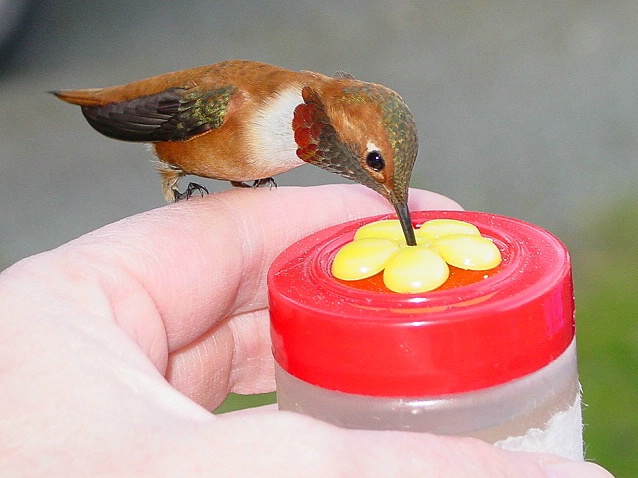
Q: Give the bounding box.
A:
[332,238,401,281]
[416,219,481,242]
[354,220,413,244]
[434,234,502,270]
[383,247,450,293]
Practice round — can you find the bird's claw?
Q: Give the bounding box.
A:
[254,177,277,189]
[230,178,277,189]
[173,182,209,201]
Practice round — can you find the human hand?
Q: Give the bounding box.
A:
[0,185,612,477]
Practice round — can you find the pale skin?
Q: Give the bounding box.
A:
[0,185,612,477]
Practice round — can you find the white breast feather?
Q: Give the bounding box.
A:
[246,86,306,175]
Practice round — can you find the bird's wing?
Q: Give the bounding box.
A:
[54,85,236,142]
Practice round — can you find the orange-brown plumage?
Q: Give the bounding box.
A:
[52,60,419,245]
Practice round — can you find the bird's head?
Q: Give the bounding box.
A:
[292,82,418,245]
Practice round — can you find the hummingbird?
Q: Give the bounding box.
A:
[52,60,418,245]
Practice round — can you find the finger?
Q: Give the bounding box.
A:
[43,185,458,406]
[158,185,460,405]
[65,184,460,352]
[157,409,613,478]
[166,309,275,408]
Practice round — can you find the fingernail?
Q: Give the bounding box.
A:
[544,461,614,478]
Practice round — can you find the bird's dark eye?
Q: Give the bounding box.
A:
[366,151,385,171]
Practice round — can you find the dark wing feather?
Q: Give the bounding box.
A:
[80,86,235,142]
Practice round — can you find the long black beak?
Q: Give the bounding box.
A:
[394,201,416,246]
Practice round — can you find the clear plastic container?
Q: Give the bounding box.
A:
[268,211,582,460]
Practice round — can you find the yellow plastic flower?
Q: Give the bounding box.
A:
[332,219,502,293]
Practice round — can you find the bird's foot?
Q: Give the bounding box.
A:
[254,177,277,189]
[230,178,277,189]
[173,182,209,201]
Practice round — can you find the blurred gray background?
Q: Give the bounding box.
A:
[1,0,636,268]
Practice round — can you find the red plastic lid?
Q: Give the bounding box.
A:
[268,211,574,397]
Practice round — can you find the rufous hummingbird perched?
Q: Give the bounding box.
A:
[52,60,418,245]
